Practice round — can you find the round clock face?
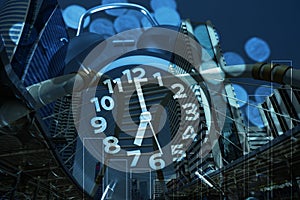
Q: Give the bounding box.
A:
[71,27,226,173]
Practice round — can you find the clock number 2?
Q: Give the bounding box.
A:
[171,83,187,99]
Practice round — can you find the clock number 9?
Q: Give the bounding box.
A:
[103,136,121,154]
[91,116,107,134]
[149,153,165,170]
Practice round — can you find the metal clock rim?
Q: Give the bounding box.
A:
[76,3,159,36]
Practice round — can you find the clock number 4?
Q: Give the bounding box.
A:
[182,126,197,140]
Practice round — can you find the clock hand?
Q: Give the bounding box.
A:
[133,78,150,146]
[134,111,151,146]
[133,78,162,153]
[134,78,148,113]
[148,121,163,155]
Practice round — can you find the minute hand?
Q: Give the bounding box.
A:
[133,78,149,146]
[133,78,163,153]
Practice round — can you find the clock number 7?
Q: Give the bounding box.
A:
[127,150,141,167]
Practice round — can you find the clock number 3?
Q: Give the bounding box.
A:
[182,103,199,121]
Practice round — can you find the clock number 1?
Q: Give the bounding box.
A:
[153,72,164,86]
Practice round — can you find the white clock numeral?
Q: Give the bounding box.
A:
[153,72,164,86]
[171,83,187,99]
[103,79,124,93]
[132,67,146,79]
[149,153,165,170]
[182,126,197,140]
[90,96,114,112]
[91,116,107,134]
[182,103,199,121]
[122,69,132,83]
[113,78,124,92]
[103,79,114,94]
[171,144,186,162]
[103,136,121,154]
[122,67,146,83]
[127,150,141,167]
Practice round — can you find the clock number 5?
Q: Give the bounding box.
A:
[171,144,186,162]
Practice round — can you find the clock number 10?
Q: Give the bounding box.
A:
[90,96,114,112]
[90,96,114,134]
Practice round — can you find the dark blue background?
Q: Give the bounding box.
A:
[176,0,300,67]
[58,0,300,67]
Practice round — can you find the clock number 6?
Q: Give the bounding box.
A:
[149,153,165,170]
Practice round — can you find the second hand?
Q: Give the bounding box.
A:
[148,121,163,155]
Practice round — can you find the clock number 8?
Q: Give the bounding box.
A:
[103,136,121,154]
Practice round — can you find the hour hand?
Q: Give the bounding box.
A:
[134,78,148,113]
[134,111,152,146]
